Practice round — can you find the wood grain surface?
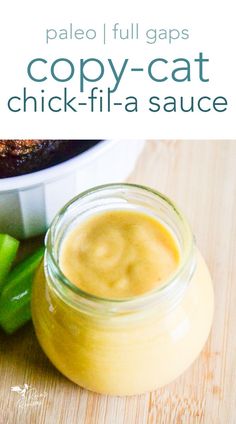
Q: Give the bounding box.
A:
[0,140,236,424]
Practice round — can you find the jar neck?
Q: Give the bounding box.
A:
[45,183,196,319]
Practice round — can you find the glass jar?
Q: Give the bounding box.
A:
[31,184,214,396]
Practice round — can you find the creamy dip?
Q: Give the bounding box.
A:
[59,210,180,299]
[31,188,214,396]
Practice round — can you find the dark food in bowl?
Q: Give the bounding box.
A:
[0,140,101,178]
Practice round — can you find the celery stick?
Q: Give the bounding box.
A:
[0,246,44,334]
[0,234,20,290]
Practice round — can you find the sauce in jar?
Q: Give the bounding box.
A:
[32,184,214,395]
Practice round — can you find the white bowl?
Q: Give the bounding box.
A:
[0,140,145,239]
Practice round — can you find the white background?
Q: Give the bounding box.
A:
[0,0,235,139]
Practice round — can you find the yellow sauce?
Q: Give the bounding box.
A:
[60,210,180,299]
[31,206,213,396]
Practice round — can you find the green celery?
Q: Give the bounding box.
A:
[0,246,45,334]
[0,234,20,291]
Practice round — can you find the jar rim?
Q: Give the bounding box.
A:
[45,183,195,308]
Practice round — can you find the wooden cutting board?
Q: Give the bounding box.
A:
[0,140,236,424]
